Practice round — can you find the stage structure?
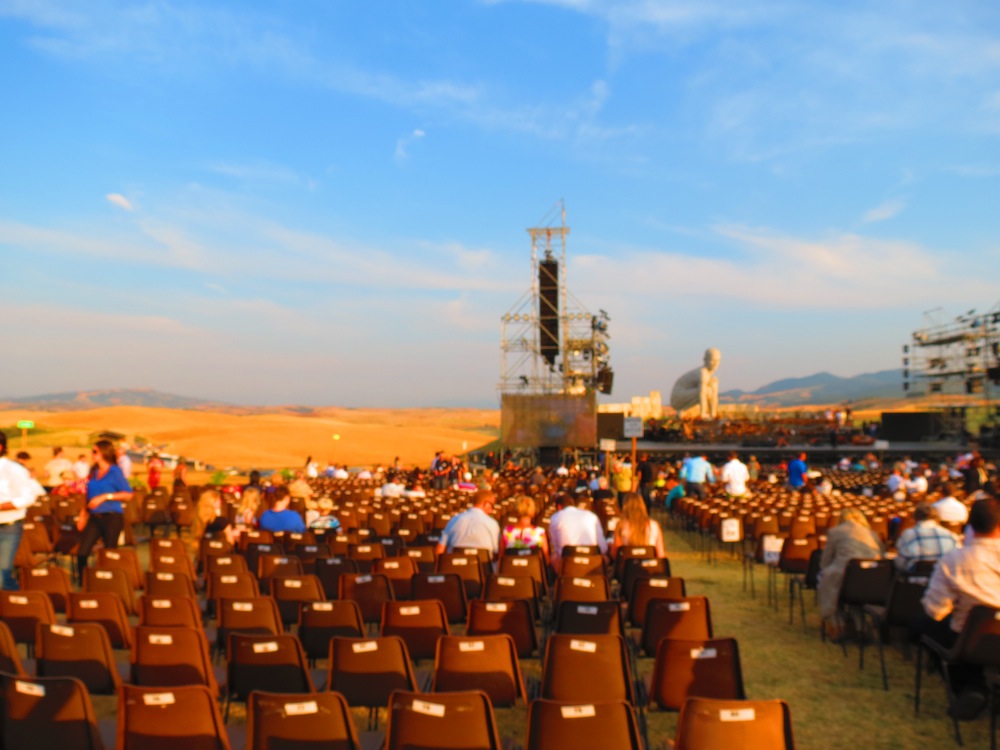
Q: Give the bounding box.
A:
[498,203,612,452]
[902,302,1000,436]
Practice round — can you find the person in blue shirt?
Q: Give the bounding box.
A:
[78,440,133,583]
[787,453,808,489]
[258,487,306,533]
[680,453,715,500]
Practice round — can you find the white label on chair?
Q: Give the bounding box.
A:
[248,533,261,539]
[356,575,372,584]
[253,641,279,654]
[357,546,371,553]
[275,557,288,564]
[641,560,658,568]
[496,577,516,587]
[721,519,741,542]
[352,641,379,653]
[149,634,174,645]
[15,681,44,697]
[577,605,598,615]
[304,546,317,553]
[572,557,590,564]
[793,539,808,546]
[459,641,485,652]
[220,575,238,584]
[311,602,333,611]
[217,558,232,566]
[209,542,224,549]
[374,514,384,520]
[407,551,422,558]
[691,647,718,660]
[412,700,446,718]
[336,536,349,543]
[152,600,172,609]
[78,599,99,609]
[143,692,176,706]
[329,558,344,565]
[720,708,755,722]
[383,562,399,569]
[400,606,421,616]
[428,576,445,583]
[451,557,468,566]
[285,700,318,716]
[572,578,593,587]
[860,561,877,569]
[762,536,783,565]
[668,602,691,612]
[909,576,929,586]
[51,625,74,637]
[485,603,509,612]
[632,548,648,555]
[95,571,112,580]
[283,579,303,589]
[233,602,254,612]
[30,569,49,577]
[463,550,478,556]
[570,639,598,653]
[156,573,175,581]
[560,704,596,718]
[159,556,175,565]
[105,551,120,560]
[8,595,27,605]
[649,579,669,588]
[512,559,528,567]
[290,534,303,541]
[995,612,1000,622]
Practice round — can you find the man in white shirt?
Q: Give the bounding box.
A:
[436,490,500,558]
[720,452,750,499]
[380,474,405,498]
[906,472,929,497]
[116,445,133,479]
[43,446,73,491]
[547,493,608,573]
[0,433,33,590]
[73,454,90,480]
[933,484,969,526]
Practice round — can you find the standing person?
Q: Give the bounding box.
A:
[787,452,808,490]
[611,493,665,559]
[720,452,750,499]
[43,447,73,493]
[73,453,90,480]
[747,455,761,485]
[173,458,188,491]
[636,454,655,509]
[0,432,32,590]
[147,453,165,490]
[612,456,633,505]
[78,440,133,584]
[680,452,715,500]
[116,445,133,479]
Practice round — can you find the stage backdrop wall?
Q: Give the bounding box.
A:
[501,393,597,448]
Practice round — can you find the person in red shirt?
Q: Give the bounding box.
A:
[147,453,164,489]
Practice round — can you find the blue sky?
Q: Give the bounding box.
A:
[1,0,999,407]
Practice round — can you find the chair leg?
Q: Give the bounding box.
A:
[858,612,866,671]
[941,662,964,746]
[914,644,923,715]
[876,621,889,691]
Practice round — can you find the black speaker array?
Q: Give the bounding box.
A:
[538,259,559,368]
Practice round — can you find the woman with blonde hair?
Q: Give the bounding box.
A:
[817,506,885,639]
[233,486,262,530]
[611,492,665,558]
[500,494,549,564]
[191,488,238,548]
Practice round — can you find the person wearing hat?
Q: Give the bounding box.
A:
[0,432,32,589]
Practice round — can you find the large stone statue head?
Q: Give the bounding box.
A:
[703,347,721,372]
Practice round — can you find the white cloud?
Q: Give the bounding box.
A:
[394,128,427,163]
[106,193,133,211]
[862,198,906,224]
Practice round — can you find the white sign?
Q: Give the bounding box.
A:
[622,417,644,439]
[599,439,616,452]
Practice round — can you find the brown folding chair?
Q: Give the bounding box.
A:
[271,574,325,627]
[215,597,283,657]
[374,556,419,600]
[22,565,73,613]
[118,683,231,750]
[385,690,503,750]
[0,589,56,654]
[673,697,796,749]
[411,573,468,624]
[541,633,636,704]
[95,548,144,591]
[640,597,713,656]
[339,573,395,625]
[67,592,133,649]
[483,574,542,621]
[648,637,746,711]
[0,672,106,750]
[144,570,198,599]
[554,600,625,637]
[432,634,526,707]
[628,577,687,629]
[138,595,204,629]
[327,636,419,729]
[225,632,314,720]
[298,600,366,664]
[380,599,450,661]
[83,567,135,616]
[525,698,643,750]
[0,620,26,676]
[467,599,538,658]
[131,626,219,696]
[246,690,362,750]
[35,622,122,695]
[436,553,485,599]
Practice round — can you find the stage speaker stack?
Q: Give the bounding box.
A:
[538,258,559,368]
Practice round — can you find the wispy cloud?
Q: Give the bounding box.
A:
[394,129,426,163]
[106,193,133,211]
[862,198,906,224]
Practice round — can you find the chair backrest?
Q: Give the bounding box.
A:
[298,600,366,662]
[778,537,819,574]
[215,597,283,654]
[649,637,746,710]
[411,573,468,624]
[35,622,121,695]
[0,590,56,647]
[673,697,795,750]
[541,633,635,704]
[621,557,671,602]
[883,575,929,627]
[22,565,72,613]
[204,554,249,579]
[257,554,304,585]
[839,559,893,607]
[432,634,525,707]
[554,600,625,637]
[339,573,395,624]
[247,690,362,750]
[560,554,607,580]
[145,570,198,599]
[953,605,1000,668]
[385,690,503,750]
[554,576,611,605]
[0,621,26,676]
[483,574,541,620]
[614,545,657,580]
[0,672,105,750]
[314,557,360,599]
[380,599,450,661]
[466,599,538,658]
[131,626,218,695]
[498,554,547,594]
[629,577,687,628]
[207,571,260,612]
[403,545,437,573]
[373,556,419,599]
[83,567,135,615]
[327,636,418,709]
[226,632,314,702]
[118,684,232,750]
[138,595,204,630]
[271,574,325,626]
[641,597,713,656]
[67,592,133,649]
[435,553,486,599]
[526,698,642,750]
[150,553,198,582]
[95,548,143,591]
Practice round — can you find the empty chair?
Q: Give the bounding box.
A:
[835,559,894,642]
[145,570,198,599]
[118,684,231,750]
[246,690,362,750]
[131,626,219,696]
[0,620,26,676]
[628,577,687,628]
[526,699,642,750]
[648,637,746,711]
[206,571,260,618]
[432,634,526,707]
[374,556,419,600]
[35,622,121,695]
[225,632,314,719]
[0,672,106,750]
[138,595,204,629]
[385,690,503,750]
[315,556,360,599]
[380,599,450,661]
[641,597,713,656]
[339,573,395,624]
[0,589,57,652]
[95,548,144,591]
[560,554,607,580]
[150,553,198,583]
[498,553,548,596]
[436,553,485,599]
[204,553,249,579]
[348,542,387,573]
[67,592,132,649]
[215,597,283,655]
[861,574,928,689]
[83,567,135,616]
[541,634,636,704]
[271,574,325,626]
[467,599,538,658]
[554,576,611,606]
[483,574,542,620]
[404,546,437,573]
[621,557,671,603]
[299,600,366,664]
[22,565,73,613]
[257,554,304,594]
[554,601,625,637]
[327,636,419,727]
[411,573,468,624]
[673,697,796,749]
[614,545,657,580]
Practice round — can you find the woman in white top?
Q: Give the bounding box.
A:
[611,493,665,559]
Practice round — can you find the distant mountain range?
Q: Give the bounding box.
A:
[720,368,904,407]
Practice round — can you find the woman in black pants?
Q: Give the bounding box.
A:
[77,440,133,583]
